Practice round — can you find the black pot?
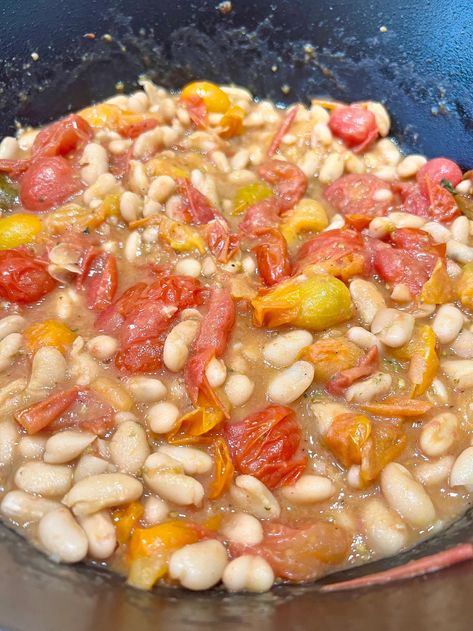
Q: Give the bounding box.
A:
[0,2,472,629]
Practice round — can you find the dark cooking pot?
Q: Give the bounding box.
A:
[0,1,473,629]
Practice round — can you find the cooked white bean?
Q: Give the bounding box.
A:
[87,335,119,361]
[441,359,473,389]
[220,512,263,546]
[169,539,228,591]
[15,462,72,497]
[133,127,162,158]
[0,419,18,469]
[432,305,464,345]
[396,154,427,178]
[142,495,170,526]
[371,308,415,348]
[62,473,143,516]
[124,231,141,262]
[143,452,204,506]
[368,216,394,239]
[0,136,19,159]
[267,360,314,405]
[414,456,454,486]
[28,347,67,392]
[163,319,200,372]
[420,412,458,458]
[324,213,345,231]
[1,490,60,523]
[366,103,390,137]
[205,357,227,389]
[0,315,25,341]
[346,326,382,351]
[44,431,96,464]
[280,474,336,504]
[83,173,121,204]
[128,160,149,195]
[422,221,451,244]
[223,555,274,593]
[451,216,470,244]
[310,401,350,436]
[381,462,436,528]
[446,240,473,264]
[229,475,280,519]
[345,372,392,403]
[38,507,88,563]
[127,376,167,402]
[350,279,386,327]
[74,454,114,482]
[263,330,313,368]
[18,435,46,460]
[360,498,408,556]
[298,150,320,178]
[390,283,412,302]
[109,421,150,475]
[346,465,362,489]
[0,333,23,372]
[224,373,255,407]
[450,447,473,490]
[147,401,180,434]
[120,191,142,222]
[80,143,108,185]
[427,377,450,405]
[78,510,116,560]
[386,212,426,229]
[452,330,473,359]
[158,445,212,475]
[175,257,202,277]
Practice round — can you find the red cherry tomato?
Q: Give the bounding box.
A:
[239,197,282,235]
[32,114,92,159]
[329,105,378,153]
[115,338,163,373]
[424,179,460,223]
[80,252,118,312]
[15,386,80,434]
[119,118,159,139]
[395,181,430,217]
[258,159,307,211]
[224,404,307,488]
[390,227,445,257]
[20,156,81,211]
[416,157,462,196]
[0,249,56,304]
[176,178,219,224]
[253,228,291,286]
[180,94,208,129]
[325,174,392,217]
[205,218,240,263]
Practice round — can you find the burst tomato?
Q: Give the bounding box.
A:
[80,251,118,312]
[20,156,81,211]
[325,174,392,217]
[328,105,378,153]
[32,114,92,159]
[176,178,219,224]
[0,249,56,303]
[258,159,307,211]
[416,157,462,196]
[253,228,291,286]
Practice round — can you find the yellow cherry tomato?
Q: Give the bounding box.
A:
[129,520,202,561]
[113,502,144,545]
[232,182,273,215]
[24,319,76,354]
[456,261,473,311]
[219,105,245,139]
[280,198,329,244]
[79,103,123,128]
[159,217,206,254]
[181,81,230,113]
[0,214,42,250]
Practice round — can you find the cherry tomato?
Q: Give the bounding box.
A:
[324,174,392,217]
[224,404,307,488]
[205,219,240,263]
[119,118,159,139]
[32,114,92,159]
[15,386,80,434]
[80,252,118,312]
[20,156,81,211]
[253,228,291,286]
[258,159,307,211]
[329,105,378,153]
[180,94,208,128]
[326,346,379,396]
[115,338,163,373]
[0,249,56,303]
[325,413,372,467]
[390,227,445,258]
[239,198,282,235]
[181,81,230,113]
[176,178,219,224]
[416,157,462,196]
[394,181,430,217]
[425,179,460,223]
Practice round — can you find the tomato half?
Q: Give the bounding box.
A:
[258,159,307,211]
[253,228,291,286]
[0,249,56,303]
[20,156,81,211]
[80,251,118,312]
[325,174,392,217]
[32,114,92,159]
[328,105,378,153]
[416,157,462,196]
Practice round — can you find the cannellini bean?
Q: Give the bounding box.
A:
[80,143,108,185]
[349,279,386,327]
[44,431,96,464]
[83,173,121,205]
[78,510,116,560]
[142,495,170,526]
[432,304,464,345]
[15,462,72,497]
[420,412,458,457]
[133,127,163,158]
[229,475,280,519]
[143,453,204,506]
[223,555,274,593]
[0,333,23,371]
[345,372,392,403]
[441,359,473,389]
[347,465,362,489]
[310,401,350,436]
[367,103,391,137]
[128,160,149,195]
[279,474,336,504]
[224,374,255,407]
[0,315,25,341]
[262,330,313,368]
[381,462,436,528]
[86,335,119,361]
[451,216,470,244]
[311,122,333,146]
[373,165,397,181]
[371,308,415,348]
[414,456,454,486]
[427,377,450,405]
[386,212,426,229]
[18,435,46,460]
[163,320,200,372]
[127,90,149,112]
[422,221,451,244]
[298,151,320,178]
[124,231,141,262]
[220,512,264,546]
[450,446,473,490]
[91,376,133,412]
[360,498,408,556]
[38,507,88,563]
[230,148,250,170]
[446,240,473,264]
[0,419,17,469]
[0,136,20,159]
[127,376,167,402]
[62,473,143,516]
[74,454,114,482]
[324,213,345,231]
[158,445,212,475]
[267,360,314,405]
[346,326,382,351]
[110,421,150,475]
[120,191,142,222]
[319,152,344,184]
[148,175,176,203]
[175,258,202,277]
[147,401,180,434]
[1,490,60,523]
[452,330,473,359]
[396,154,427,178]
[169,539,228,591]
[205,357,227,389]
[368,216,394,239]
[28,347,67,392]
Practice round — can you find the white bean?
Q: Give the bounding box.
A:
[396,154,427,178]
[1,490,60,523]
[83,173,121,205]
[414,456,454,486]
[279,474,335,504]
[147,401,180,434]
[220,513,263,546]
[450,446,473,490]
[28,347,67,392]
[298,150,320,178]
[446,240,473,264]
[110,421,150,475]
[142,495,170,526]
[420,412,458,458]
[78,510,116,560]
[453,330,473,359]
[319,153,344,184]
[229,475,280,519]
[62,473,143,516]
[149,175,176,204]
[38,507,88,563]
[451,216,470,244]
[124,231,141,262]
[163,320,200,372]
[367,103,391,137]
[18,435,46,460]
[87,335,119,361]
[44,431,96,464]
[368,216,394,239]
[0,333,23,371]
[360,498,408,556]
[224,374,255,407]
[223,555,274,593]
[346,326,382,351]
[262,330,313,368]
[441,359,473,389]
[205,357,227,389]
[175,258,202,278]
[74,454,114,482]
[15,462,72,497]
[371,308,415,348]
[230,148,250,170]
[0,419,18,469]
[127,376,167,402]
[128,160,149,195]
[133,127,163,158]
[427,377,450,405]
[345,372,392,403]
[310,401,350,436]
[169,539,228,591]
[432,305,464,345]
[267,360,314,404]
[386,212,426,229]
[381,462,436,528]
[0,315,25,341]
[324,213,345,231]
[80,142,108,185]
[422,221,451,244]
[120,191,143,222]
[0,136,20,159]
[350,279,386,327]
[143,452,204,506]
[158,445,212,475]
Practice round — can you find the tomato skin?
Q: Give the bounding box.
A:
[32,114,92,159]
[267,105,299,157]
[20,156,81,211]
[181,94,208,128]
[115,338,163,373]
[15,387,80,434]
[416,157,462,196]
[80,252,118,312]
[253,228,291,286]
[329,105,378,153]
[0,249,56,304]
[325,174,392,217]
[224,404,307,488]
[176,178,219,224]
[326,346,379,396]
[119,118,159,139]
[205,218,240,263]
